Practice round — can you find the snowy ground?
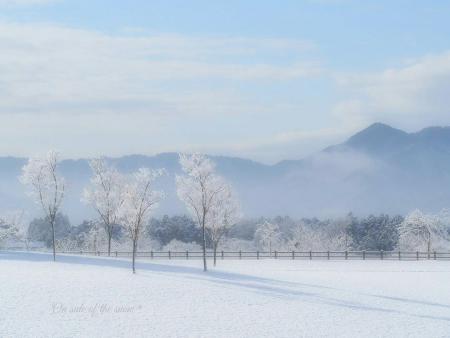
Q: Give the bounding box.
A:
[1,252,450,338]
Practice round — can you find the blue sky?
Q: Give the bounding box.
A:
[1,0,450,162]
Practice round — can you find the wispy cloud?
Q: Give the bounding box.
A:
[0,21,320,118]
[332,51,450,130]
[0,20,322,160]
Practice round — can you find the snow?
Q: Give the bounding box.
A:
[1,252,450,337]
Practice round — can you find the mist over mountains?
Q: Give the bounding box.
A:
[3,122,450,223]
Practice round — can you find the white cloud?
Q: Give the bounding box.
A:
[0,21,322,161]
[333,51,450,130]
[0,22,319,118]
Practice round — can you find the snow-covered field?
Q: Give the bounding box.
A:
[1,252,450,338]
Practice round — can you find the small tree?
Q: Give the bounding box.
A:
[255,220,280,254]
[83,221,104,252]
[4,210,30,250]
[120,168,164,273]
[399,209,444,255]
[83,158,125,256]
[176,153,228,272]
[0,217,18,248]
[207,185,240,266]
[287,222,319,251]
[20,151,65,261]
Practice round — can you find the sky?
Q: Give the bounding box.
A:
[1,0,450,163]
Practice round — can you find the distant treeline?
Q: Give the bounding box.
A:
[16,211,450,253]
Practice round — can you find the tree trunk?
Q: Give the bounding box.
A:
[108,231,112,257]
[51,219,56,262]
[132,239,136,274]
[202,219,207,272]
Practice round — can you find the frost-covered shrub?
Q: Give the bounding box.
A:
[219,238,256,251]
[163,239,202,252]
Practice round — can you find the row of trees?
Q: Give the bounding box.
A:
[4,209,450,259]
[251,212,450,254]
[17,151,240,272]
[2,151,450,271]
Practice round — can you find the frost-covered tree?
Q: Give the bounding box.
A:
[83,158,125,256]
[82,221,105,252]
[207,185,240,266]
[28,213,71,249]
[0,215,19,248]
[287,222,318,251]
[120,168,164,273]
[255,220,280,254]
[399,209,445,254]
[287,221,350,251]
[348,214,401,251]
[176,153,229,272]
[147,215,201,246]
[2,210,30,250]
[20,151,65,261]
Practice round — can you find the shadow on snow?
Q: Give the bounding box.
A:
[1,250,450,322]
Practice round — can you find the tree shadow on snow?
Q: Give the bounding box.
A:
[2,251,450,322]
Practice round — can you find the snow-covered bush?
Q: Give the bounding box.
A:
[163,239,202,252]
[219,238,256,251]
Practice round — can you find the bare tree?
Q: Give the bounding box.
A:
[176,153,228,272]
[207,185,240,266]
[83,158,125,256]
[120,168,164,273]
[20,151,65,261]
[255,220,280,254]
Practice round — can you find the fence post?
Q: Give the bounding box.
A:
[434,251,437,260]
[416,251,419,260]
[345,251,348,260]
[398,251,401,260]
[257,251,259,260]
[309,250,312,260]
[115,251,118,258]
[292,251,295,260]
[327,251,330,260]
[363,251,365,260]
[80,250,83,255]
[239,250,242,259]
[221,250,224,260]
[97,251,100,256]
[275,251,278,259]
[168,250,171,259]
[380,250,384,260]
[151,250,153,259]
[186,250,188,259]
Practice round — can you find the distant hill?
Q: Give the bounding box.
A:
[3,123,450,223]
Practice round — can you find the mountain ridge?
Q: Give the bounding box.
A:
[2,123,450,222]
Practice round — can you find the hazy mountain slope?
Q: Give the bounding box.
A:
[275,123,450,216]
[2,123,450,223]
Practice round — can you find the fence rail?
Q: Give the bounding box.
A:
[57,250,450,261]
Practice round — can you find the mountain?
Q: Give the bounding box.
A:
[3,123,450,223]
